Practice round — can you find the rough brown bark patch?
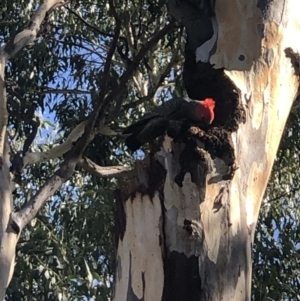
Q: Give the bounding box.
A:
[285,47,300,77]
[188,126,237,180]
[174,141,212,189]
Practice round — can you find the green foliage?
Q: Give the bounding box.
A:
[1,0,300,300]
[9,179,115,300]
[252,99,300,301]
[3,0,183,300]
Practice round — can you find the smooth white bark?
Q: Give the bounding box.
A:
[114,1,300,300]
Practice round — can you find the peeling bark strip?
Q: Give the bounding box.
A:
[114,0,300,300]
[0,59,7,163]
[113,157,166,300]
[114,156,167,244]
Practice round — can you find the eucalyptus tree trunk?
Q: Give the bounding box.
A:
[0,1,65,299]
[113,0,300,300]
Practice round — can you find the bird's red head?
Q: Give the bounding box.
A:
[196,98,215,124]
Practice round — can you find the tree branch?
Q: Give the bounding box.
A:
[59,0,122,165]
[23,120,88,167]
[11,118,41,184]
[122,38,180,112]
[95,0,121,109]
[263,185,300,207]
[78,157,135,178]
[1,0,65,61]
[40,87,91,95]
[0,58,7,166]
[11,173,66,231]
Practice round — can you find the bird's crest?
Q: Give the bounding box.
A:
[203,98,215,109]
[196,98,216,124]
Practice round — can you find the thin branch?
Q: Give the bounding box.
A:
[116,20,175,95]
[132,74,144,96]
[66,6,126,41]
[262,195,285,207]
[262,194,284,207]
[0,58,7,165]
[96,0,121,107]
[78,157,135,178]
[262,185,300,207]
[122,83,174,112]
[49,37,105,58]
[40,87,91,95]
[126,22,136,55]
[13,119,40,178]
[60,0,122,161]
[20,122,120,172]
[122,43,180,112]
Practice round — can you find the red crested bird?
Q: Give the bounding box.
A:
[123,97,215,151]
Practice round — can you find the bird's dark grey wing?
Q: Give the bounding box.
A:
[123,97,193,151]
[124,117,167,151]
[123,97,183,134]
[135,117,168,144]
[123,112,160,134]
[159,97,198,121]
[151,97,189,118]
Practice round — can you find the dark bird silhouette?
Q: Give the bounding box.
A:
[123,97,215,151]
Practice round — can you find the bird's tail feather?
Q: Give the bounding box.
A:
[123,116,168,151]
[125,135,143,152]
